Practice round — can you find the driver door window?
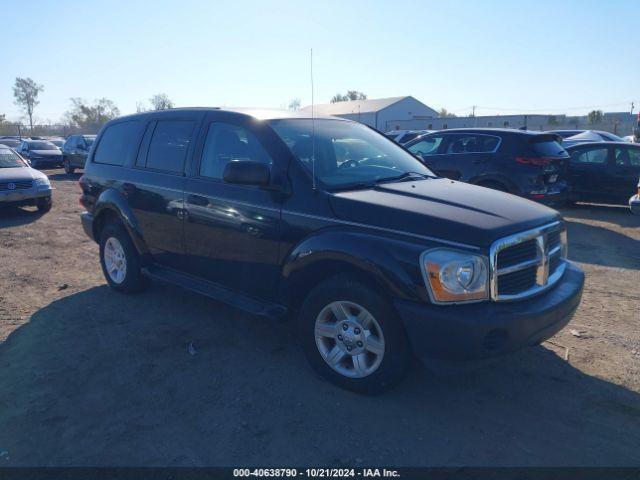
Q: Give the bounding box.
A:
[199,123,273,180]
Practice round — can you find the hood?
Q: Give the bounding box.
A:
[30,149,61,157]
[329,178,560,248]
[0,166,48,181]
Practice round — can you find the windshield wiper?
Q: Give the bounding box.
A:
[376,171,430,184]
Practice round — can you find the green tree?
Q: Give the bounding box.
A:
[438,108,457,118]
[330,91,367,103]
[64,98,120,132]
[13,77,44,132]
[149,93,174,110]
[587,110,603,125]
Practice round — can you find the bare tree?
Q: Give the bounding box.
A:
[437,108,457,118]
[330,91,367,103]
[63,98,120,133]
[136,102,148,113]
[288,98,301,111]
[13,77,44,132]
[587,110,603,125]
[149,93,174,110]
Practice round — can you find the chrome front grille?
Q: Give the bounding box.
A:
[0,180,32,191]
[490,221,567,301]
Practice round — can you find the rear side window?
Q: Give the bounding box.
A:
[444,134,499,154]
[145,120,195,173]
[570,148,608,164]
[94,121,143,166]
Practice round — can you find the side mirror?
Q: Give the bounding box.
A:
[223,160,270,186]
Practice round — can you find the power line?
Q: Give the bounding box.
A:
[447,101,635,115]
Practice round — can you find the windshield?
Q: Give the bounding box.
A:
[0,149,27,168]
[269,119,433,189]
[599,132,624,142]
[29,141,58,150]
[83,136,96,146]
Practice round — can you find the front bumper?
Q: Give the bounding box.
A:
[0,187,52,204]
[630,194,640,215]
[395,261,584,361]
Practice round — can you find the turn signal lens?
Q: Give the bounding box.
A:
[421,249,489,303]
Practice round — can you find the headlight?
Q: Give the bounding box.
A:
[34,177,50,187]
[421,249,489,303]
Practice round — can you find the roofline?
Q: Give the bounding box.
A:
[108,107,351,123]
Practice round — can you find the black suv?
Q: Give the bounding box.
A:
[79,109,584,392]
[62,134,96,173]
[404,129,570,203]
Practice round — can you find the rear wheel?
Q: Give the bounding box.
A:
[299,275,411,393]
[63,158,75,174]
[99,223,149,293]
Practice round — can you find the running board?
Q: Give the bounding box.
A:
[142,264,288,320]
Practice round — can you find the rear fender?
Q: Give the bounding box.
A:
[93,188,149,256]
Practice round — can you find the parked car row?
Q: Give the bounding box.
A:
[396,128,640,212]
[0,134,96,173]
[77,107,585,393]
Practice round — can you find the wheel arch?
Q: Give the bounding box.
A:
[92,189,149,256]
[280,229,427,310]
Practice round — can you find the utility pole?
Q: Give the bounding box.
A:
[471,105,476,117]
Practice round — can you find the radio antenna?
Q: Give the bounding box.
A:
[311,48,316,191]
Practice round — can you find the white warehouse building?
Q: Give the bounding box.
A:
[300,96,438,132]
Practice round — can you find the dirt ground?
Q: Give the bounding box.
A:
[0,169,639,467]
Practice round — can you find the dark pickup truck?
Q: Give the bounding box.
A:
[79,108,584,393]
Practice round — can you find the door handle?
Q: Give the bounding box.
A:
[187,194,208,206]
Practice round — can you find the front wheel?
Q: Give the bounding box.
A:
[36,196,52,213]
[99,223,149,293]
[299,275,411,393]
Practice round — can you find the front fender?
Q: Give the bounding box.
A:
[282,228,431,303]
[93,188,149,255]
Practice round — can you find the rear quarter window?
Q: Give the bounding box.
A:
[94,121,144,166]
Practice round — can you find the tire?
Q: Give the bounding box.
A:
[99,222,149,293]
[477,180,509,193]
[298,274,412,394]
[36,196,52,213]
[63,158,75,174]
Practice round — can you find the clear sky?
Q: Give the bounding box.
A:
[1,0,637,123]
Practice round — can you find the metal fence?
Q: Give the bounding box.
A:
[0,124,99,138]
